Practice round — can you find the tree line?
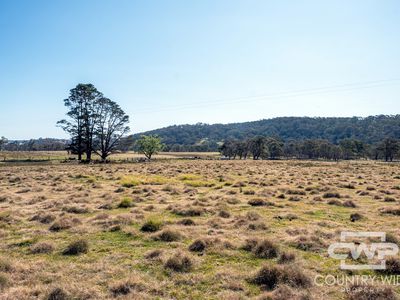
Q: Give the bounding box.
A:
[0,138,68,152]
[131,115,400,151]
[219,137,400,161]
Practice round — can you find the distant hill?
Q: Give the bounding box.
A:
[131,115,400,151]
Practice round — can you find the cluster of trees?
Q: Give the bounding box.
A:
[0,134,166,161]
[0,138,68,151]
[3,115,399,156]
[132,115,400,151]
[58,84,130,162]
[220,137,400,161]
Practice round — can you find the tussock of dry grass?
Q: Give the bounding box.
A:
[62,239,89,255]
[164,252,194,272]
[347,284,396,300]
[250,264,311,290]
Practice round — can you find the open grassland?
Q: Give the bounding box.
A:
[0,160,399,299]
[0,151,219,163]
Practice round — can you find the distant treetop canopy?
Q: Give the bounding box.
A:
[130,115,400,152]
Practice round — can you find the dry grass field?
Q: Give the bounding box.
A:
[0,151,219,163]
[0,159,399,299]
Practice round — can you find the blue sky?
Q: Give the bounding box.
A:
[0,0,399,139]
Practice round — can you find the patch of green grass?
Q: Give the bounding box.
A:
[141,175,171,185]
[304,210,326,219]
[177,174,203,181]
[118,197,134,208]
[183,180,215,187]
[9,238,38,248]
[121,175,172,187]
[71,174,99,183]
[120,176,141,187]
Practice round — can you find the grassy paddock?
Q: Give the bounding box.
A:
[0,151,220,163]
[0,159,399,299]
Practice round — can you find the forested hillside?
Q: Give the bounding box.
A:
[131,115,400,151]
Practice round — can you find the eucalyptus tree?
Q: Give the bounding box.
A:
[0,137,7,151]
[58,84,103,161]
[377,138,400,162]
[94,97,130,162]
[248,136,266,160]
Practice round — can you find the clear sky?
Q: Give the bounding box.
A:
[0,0,399,139]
